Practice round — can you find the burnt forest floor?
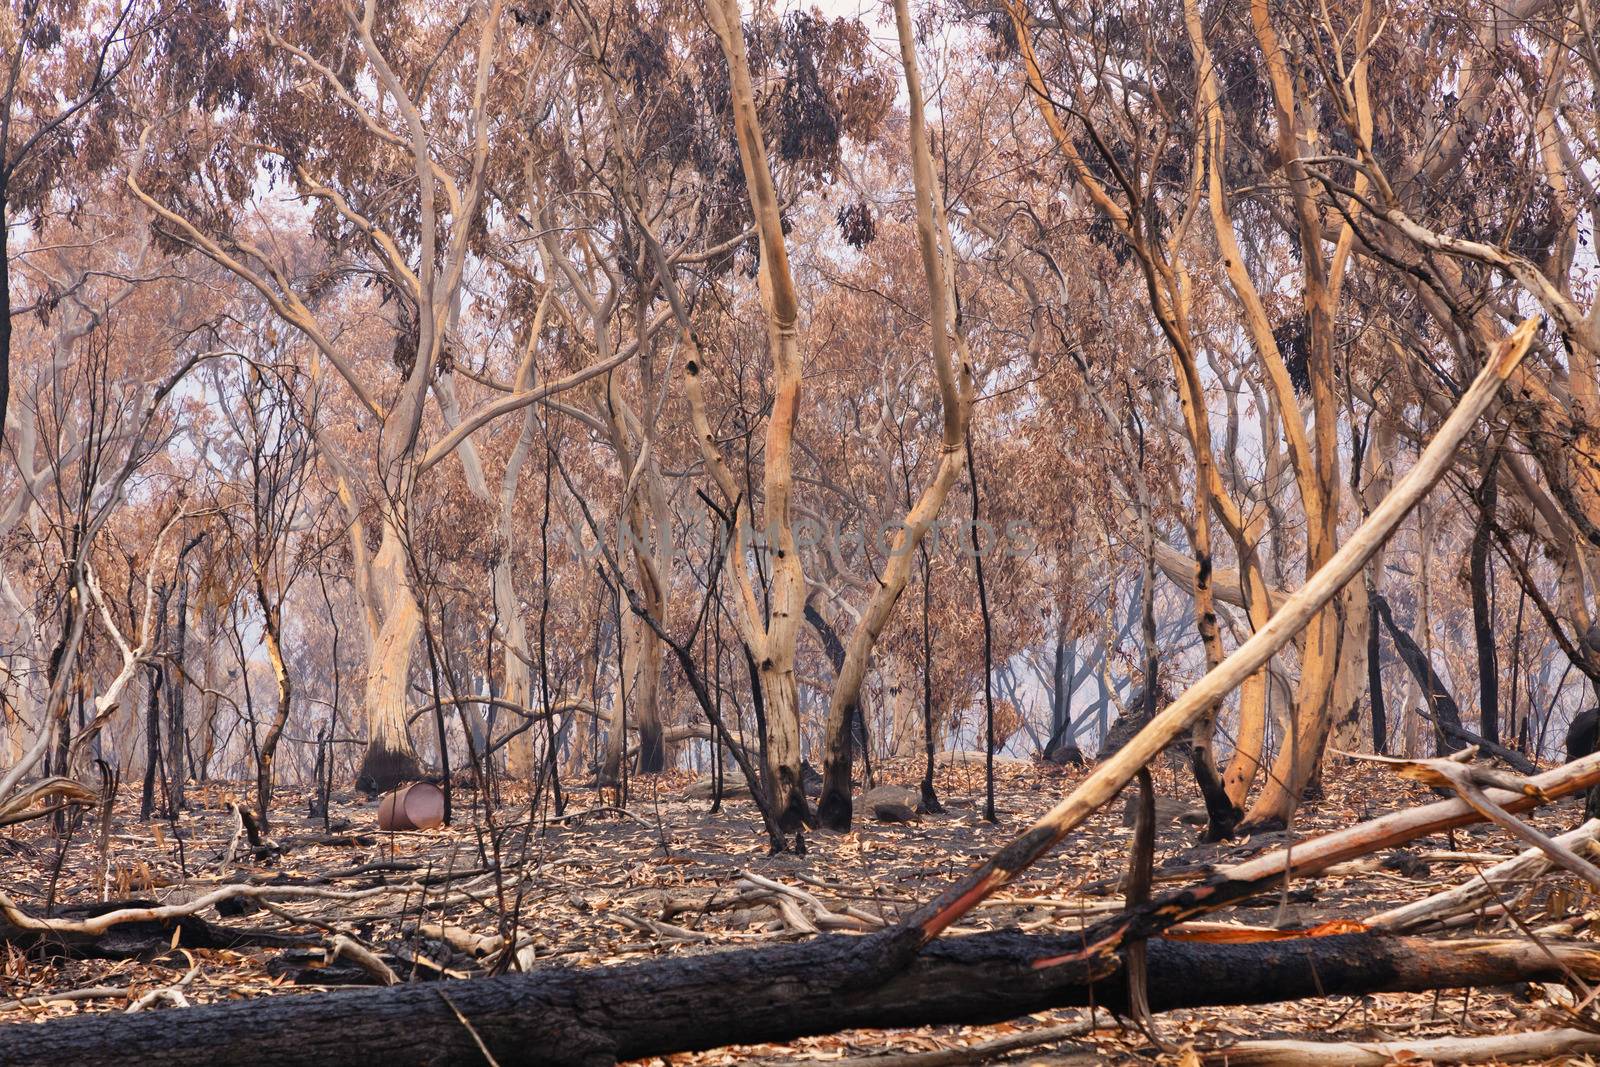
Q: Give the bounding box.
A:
[3,754,1597,1064]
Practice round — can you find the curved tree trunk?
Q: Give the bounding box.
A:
[696,0,814,833]
[816,0,973,830]
[254,594,292,836]
[1220,556,1272,805]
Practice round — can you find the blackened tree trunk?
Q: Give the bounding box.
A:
[1047,627,1070,744]
[918,544,941,814]
[1367,590,1386,755]
[805,601,870,786]
[1371,594,1534,772]
[637,718,666,775]
[139,585,171,820]
[139,660,162,821]
[1372,592,1463,755]
[167,554,193,812]
[1470,465,1499,746]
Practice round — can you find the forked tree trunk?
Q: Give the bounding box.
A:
[696,0,814,833]
[816,0,972,830]
[1231,0,1354,831]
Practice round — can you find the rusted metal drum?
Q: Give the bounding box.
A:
[377,781,445,831]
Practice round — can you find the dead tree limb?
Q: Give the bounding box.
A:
[0,900,314,960]
[1203,1028,1600,1066]
[0,881,417,959]
[1378,752,1600,888]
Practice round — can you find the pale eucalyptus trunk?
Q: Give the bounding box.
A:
[354,527,424,793]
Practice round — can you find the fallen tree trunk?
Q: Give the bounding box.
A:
[0,898,318,961]
[2,931,1598,1066]
[1061,749,1600,958]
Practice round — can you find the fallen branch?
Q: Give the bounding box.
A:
[0,902,317,961]
[738,870,882,932]
[0,881,420,939]
[125,952,199,1013]
[1375,751,1600,889]
[0,881,433,959]
[611,910,716,944]
[1202,1027,1600,1066]
[0,985,128,1014]
[417,923,505,959]
[757,1016,1098,1067]
[328,935,400,986]
[1060,748,1600,959]
[0,776,96,823]
[0,801,77,828]
[1,930,1595,1066]
[1369,819,1600,931]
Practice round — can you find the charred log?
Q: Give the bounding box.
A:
[0,930,1594,1067]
